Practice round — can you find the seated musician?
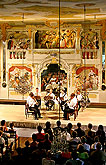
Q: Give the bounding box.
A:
[27,92,42,120]
[34,87,41,108]
[63,93,77,120]
[49,75,57,90]
[76,89,82,111]
[45,89,55,110]
[59,89,68,111]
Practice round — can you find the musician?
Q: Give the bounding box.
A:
[45,89,55,110]
[76,89,82,111]
[27,92,42,120]
[63,93,77,120]
[34,87,41,108]
[49,75,57,89]
[58,89,68,111]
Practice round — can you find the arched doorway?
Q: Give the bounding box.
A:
[41,63,67,95]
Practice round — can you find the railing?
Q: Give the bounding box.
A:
[8,51,26,59]
[81,49,98,59]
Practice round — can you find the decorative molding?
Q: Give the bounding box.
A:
[98,20,106,40]
[0,23,11,41]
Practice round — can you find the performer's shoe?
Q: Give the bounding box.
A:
[35,118,39,120]
[39,116,43,118]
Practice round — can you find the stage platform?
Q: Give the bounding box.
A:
[0,104,106,132]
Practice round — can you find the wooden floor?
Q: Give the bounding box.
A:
[0,103,106,149]
[0,104,106,128]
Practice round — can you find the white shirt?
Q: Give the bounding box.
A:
[27,96,31,105]
[50,77,56,85]
[77,94,82,101]
[68,97,77,109]
[28,97,36,107]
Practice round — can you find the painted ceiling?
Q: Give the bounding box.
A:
[0,0,106,23]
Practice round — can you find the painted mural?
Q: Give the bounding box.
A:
[7,32,31,50]
[41,64,67,93]
[35,30,76,49]
[73,65,99,91]
[80,30,99,49]
[9,66,33,94]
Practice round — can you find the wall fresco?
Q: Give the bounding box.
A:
[34,30,76,49]
[73,66,99,91]
[9,66,33,94]
[80,30,99,49]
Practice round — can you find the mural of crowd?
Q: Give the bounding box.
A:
[9,66,33,94]
[7,32,31,50]
[35,29,76,49]
[41,71,67,93]
[73,66,99,91]
[80,30,99,49]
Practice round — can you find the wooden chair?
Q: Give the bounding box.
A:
[25,103,34,119]
[66,104,78,121]
[44,96,55,110]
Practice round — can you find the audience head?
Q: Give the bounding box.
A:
[88,123,92,129]
[32,133,37,142]
[25,140,30,147]
[10,122,14,129]
[67,123,73,129]
[72,131,77,138]
[81,136,87,144]
[94,136,99,142]
[56,120,61,127]
[45,121,51,129]
[1,120,6,126]
[77,144,84,153]
[96,142,102,150]
[77,122,81,128]
[37,125,42,133]
[98,125,104,131]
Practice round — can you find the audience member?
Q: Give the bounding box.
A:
[90,142,106,165]
[41,133,51,151]
[91,136,103,150]
[30,133,39,151]
[44,121,53,141]
[77,144,89,161]
[65,151,84,165]
[53,120,64,134]
[81,136,90,153]
[74,123,85,138]
[96,125,105,150]
[0,120,8,132]
[86,131,94,146]
[69,131,81,151]
[42,150,55,165]
[85,123,95,138]
[35,126,45,142]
